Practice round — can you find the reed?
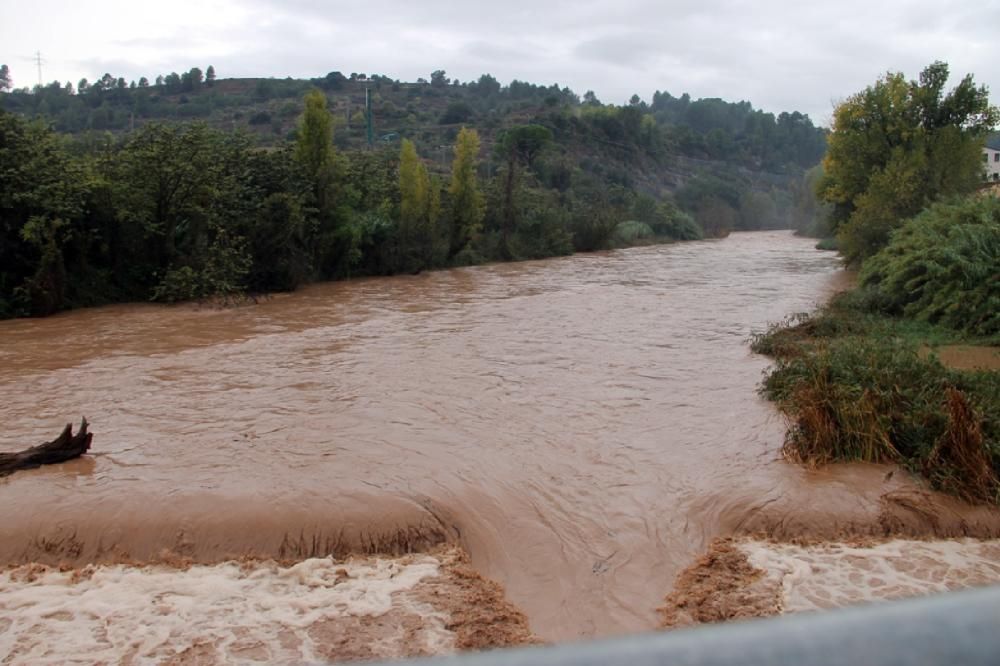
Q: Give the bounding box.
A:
[753,301,999,503]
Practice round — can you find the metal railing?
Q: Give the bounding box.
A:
[377,586,1000,666]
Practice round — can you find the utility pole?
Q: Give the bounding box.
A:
[366,85,374,148]
[34,51,43,87]
[360,78,374,148]
[20,51,46,88]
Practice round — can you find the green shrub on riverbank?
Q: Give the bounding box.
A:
[751,294,1000,503]
[614,220,655,245]
[860,196,1000,337]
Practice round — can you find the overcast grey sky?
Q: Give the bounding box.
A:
[2,0,997,125]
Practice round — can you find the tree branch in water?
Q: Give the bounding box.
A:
[0,419,92,477]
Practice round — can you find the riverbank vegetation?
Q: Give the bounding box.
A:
[753,62,1000,503]
[752,287,999,503]
[1,67,828,318]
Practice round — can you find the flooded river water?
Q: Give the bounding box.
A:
[0,231,971,644]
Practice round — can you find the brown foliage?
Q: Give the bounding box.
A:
[924,388,998,504]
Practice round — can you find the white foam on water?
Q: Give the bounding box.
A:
[740,539,1000,613]
[0,555,452,664]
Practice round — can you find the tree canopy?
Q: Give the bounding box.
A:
[820,61,998,263]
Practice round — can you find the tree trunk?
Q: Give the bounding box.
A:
[0,419,92,477]
[502,156,517,260]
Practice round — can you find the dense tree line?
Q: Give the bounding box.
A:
[1,95,713,318]
[0,65,232,133]
[649,91,827,170]
[0,64,833,318]
[0,64,826,243]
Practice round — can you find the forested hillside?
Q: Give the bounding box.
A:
[0,65,828,318]
[1,67,824,168]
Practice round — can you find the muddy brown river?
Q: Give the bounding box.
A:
[0,231,959,643]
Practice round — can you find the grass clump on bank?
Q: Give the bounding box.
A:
[752,196,1000,504]
[814,237,839,252]
[752,306,999,503]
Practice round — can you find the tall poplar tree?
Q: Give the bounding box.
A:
[295,89,336,215]
[398,138,429,270]
[399,139,428,232]
[447,127,484,257]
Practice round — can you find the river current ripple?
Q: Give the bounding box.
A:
[1,231,875,640]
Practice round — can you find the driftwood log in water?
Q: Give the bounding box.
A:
[0,419,92,477]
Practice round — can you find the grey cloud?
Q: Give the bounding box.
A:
[5,0,997,124]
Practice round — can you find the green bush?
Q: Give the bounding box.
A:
[510,207,574,259]
[249,110,272,125]
[861,196,1000,336]
[152,232,251,303]
[652,206,702,240]
[614,220,654,245]
[570,209,619,252]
